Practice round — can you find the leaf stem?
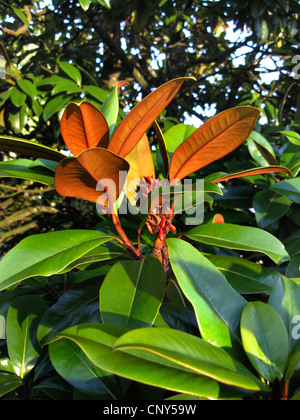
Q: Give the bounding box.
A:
[105,186,143,260]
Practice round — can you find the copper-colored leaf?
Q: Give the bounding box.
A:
[55,148,129,204]
[213,214,225,224]
[61,101,109,156]
[108,77,196,158]
[124,133,155,203]
[211,166,293,184]
[169,107,261,182]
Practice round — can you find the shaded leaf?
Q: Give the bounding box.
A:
[0,373,23,398]
[270,178,300,204]
[253,189,291,229]
[0,136,65,162]
[153,120,170,177]
[37,278,102,346]
[268,276,300,350]
[7,295,48,379]
[0,159,55,186]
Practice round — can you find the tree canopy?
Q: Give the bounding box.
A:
[0,0,299,251]
[0,0,299,140]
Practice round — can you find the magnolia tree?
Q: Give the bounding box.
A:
[0,76,299,401]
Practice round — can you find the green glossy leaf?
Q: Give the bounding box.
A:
[10,87,27,107]
[167,239,247,357]
[248,130,278,165]
[270,178,300,204]
[0,373,23,398]
[43,95,71,120]
[57,242,129,274]
[97,0,111,9]
[285,339,300,381]
[79,0,91,12]
[6,295,48,379]
[286,255,300,278]
[241,302,289,382]
[207,255,280,295]
[100,255,166,328]
[29,158,58,172]
[52,80,82,95]
[83,85,109,103]
[58,61,82,86]
[37,278,101,346]
[32,376,72,400]
[279,131,300,146]
[164,123,197,155]
[49,339,120,400]
[248,131,276,166]
[58,323,246,399]
[185,223,290,264]
[0,230,114,291]
[280,143,300,177]
[101,81,128,137]
[268,276,300,350]
[12,7,30,26]
[17,79,37,98]
[0,136,65,162]
[0,159,55,186]
[114,328,270,392]
[253,189,291,229]
[9,103,28,132]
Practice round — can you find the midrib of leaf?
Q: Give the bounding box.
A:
[64,339,118,400]
[125,259,145,328]
[175,256,243,346]
[254,314,279,379]
[171,110,258,180]
[187,232,282,261]
[115,344,265,391]
[20,314,29,380]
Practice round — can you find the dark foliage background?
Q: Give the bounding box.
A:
[0,0,299,255]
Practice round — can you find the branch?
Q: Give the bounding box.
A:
[1,5,31,37]
[89,13,151,91]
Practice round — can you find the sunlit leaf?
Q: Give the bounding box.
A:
[61,101,109,156]
[55,148,129,204]
[211,166,293,184]
[101,81,129,137]
[169,107,261,181]
[241,302,289,382]
[108,77,195,158]
[124,133,155,202]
